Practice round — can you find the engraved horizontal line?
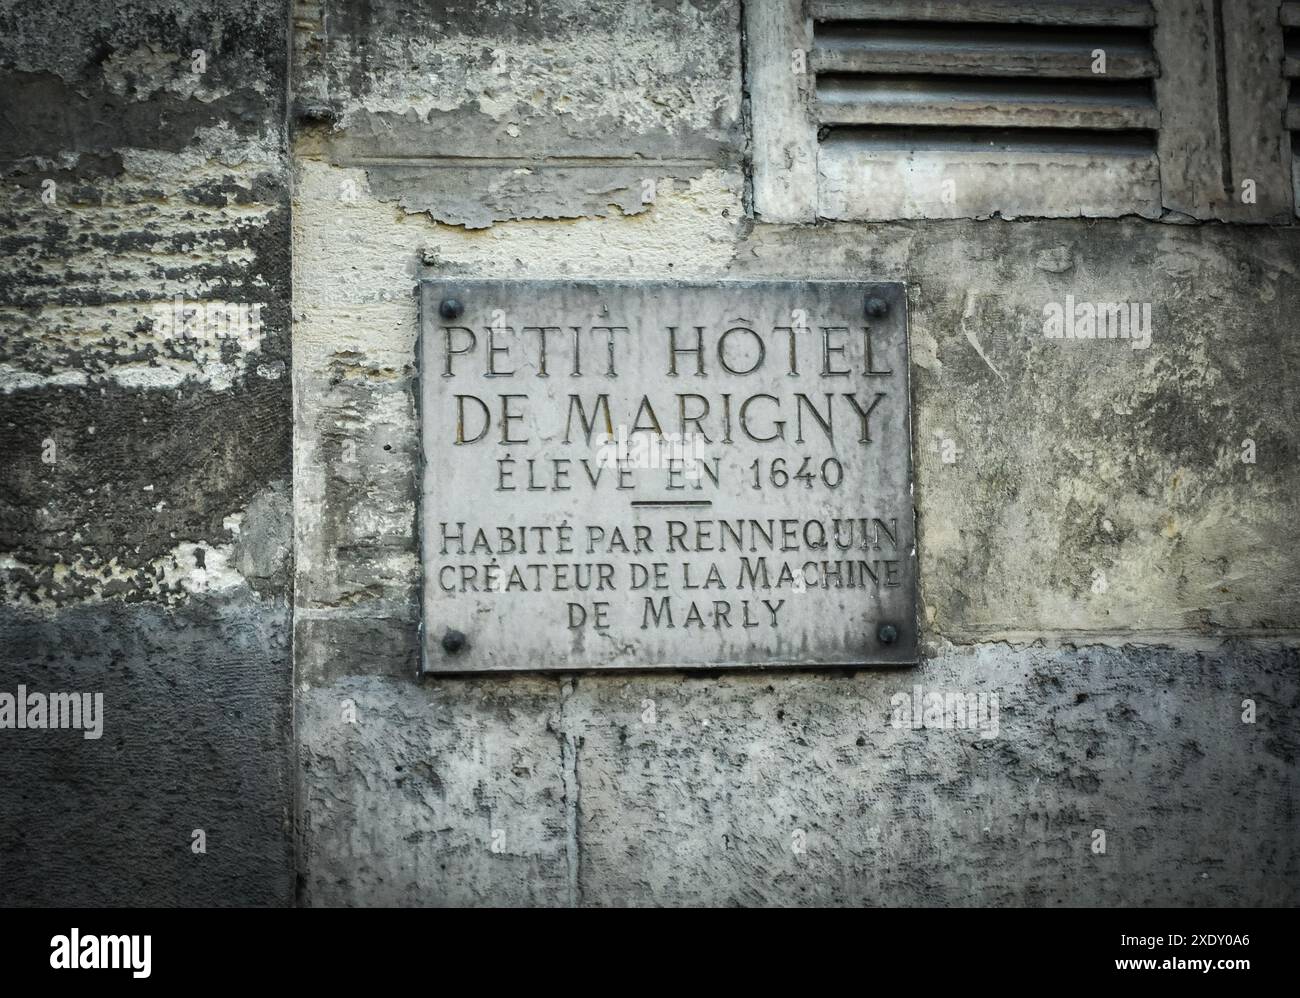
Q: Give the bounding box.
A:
[630,500,714,508]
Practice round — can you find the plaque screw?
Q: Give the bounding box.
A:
[441,629,467,654]
[877,623,899,645]
[439,298,463,320]
[865,296,889,319]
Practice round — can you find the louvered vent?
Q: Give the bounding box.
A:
[807,0,1162,219]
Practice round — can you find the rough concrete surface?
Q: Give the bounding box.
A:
[0,592,293,906]
[300,641,1297,906]
[1,0,295,905]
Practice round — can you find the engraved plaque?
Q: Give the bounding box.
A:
[418,280,917,672]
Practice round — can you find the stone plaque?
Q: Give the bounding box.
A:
[418,280,917,672]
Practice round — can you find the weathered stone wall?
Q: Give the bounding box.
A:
[3,0,1296,907]
[291,1,1298,905]
[0,0,294,905]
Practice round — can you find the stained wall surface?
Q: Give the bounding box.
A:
[0,0,295,905]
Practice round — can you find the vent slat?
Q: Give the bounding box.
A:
[817,75,1157,130]
[811,1,1154,27]
[813,23,1157,78]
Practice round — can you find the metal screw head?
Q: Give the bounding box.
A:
[441,629,467,654]
[877,623,899,645]
[439,298,463,320]
[865,296,889,319]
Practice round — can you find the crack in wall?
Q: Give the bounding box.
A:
[558,677,583,908]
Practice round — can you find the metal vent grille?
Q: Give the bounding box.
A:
[811,1,1158,147]
[1285,0,1300,218]
[801,0,1162,219]
[749,0,1293,221]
